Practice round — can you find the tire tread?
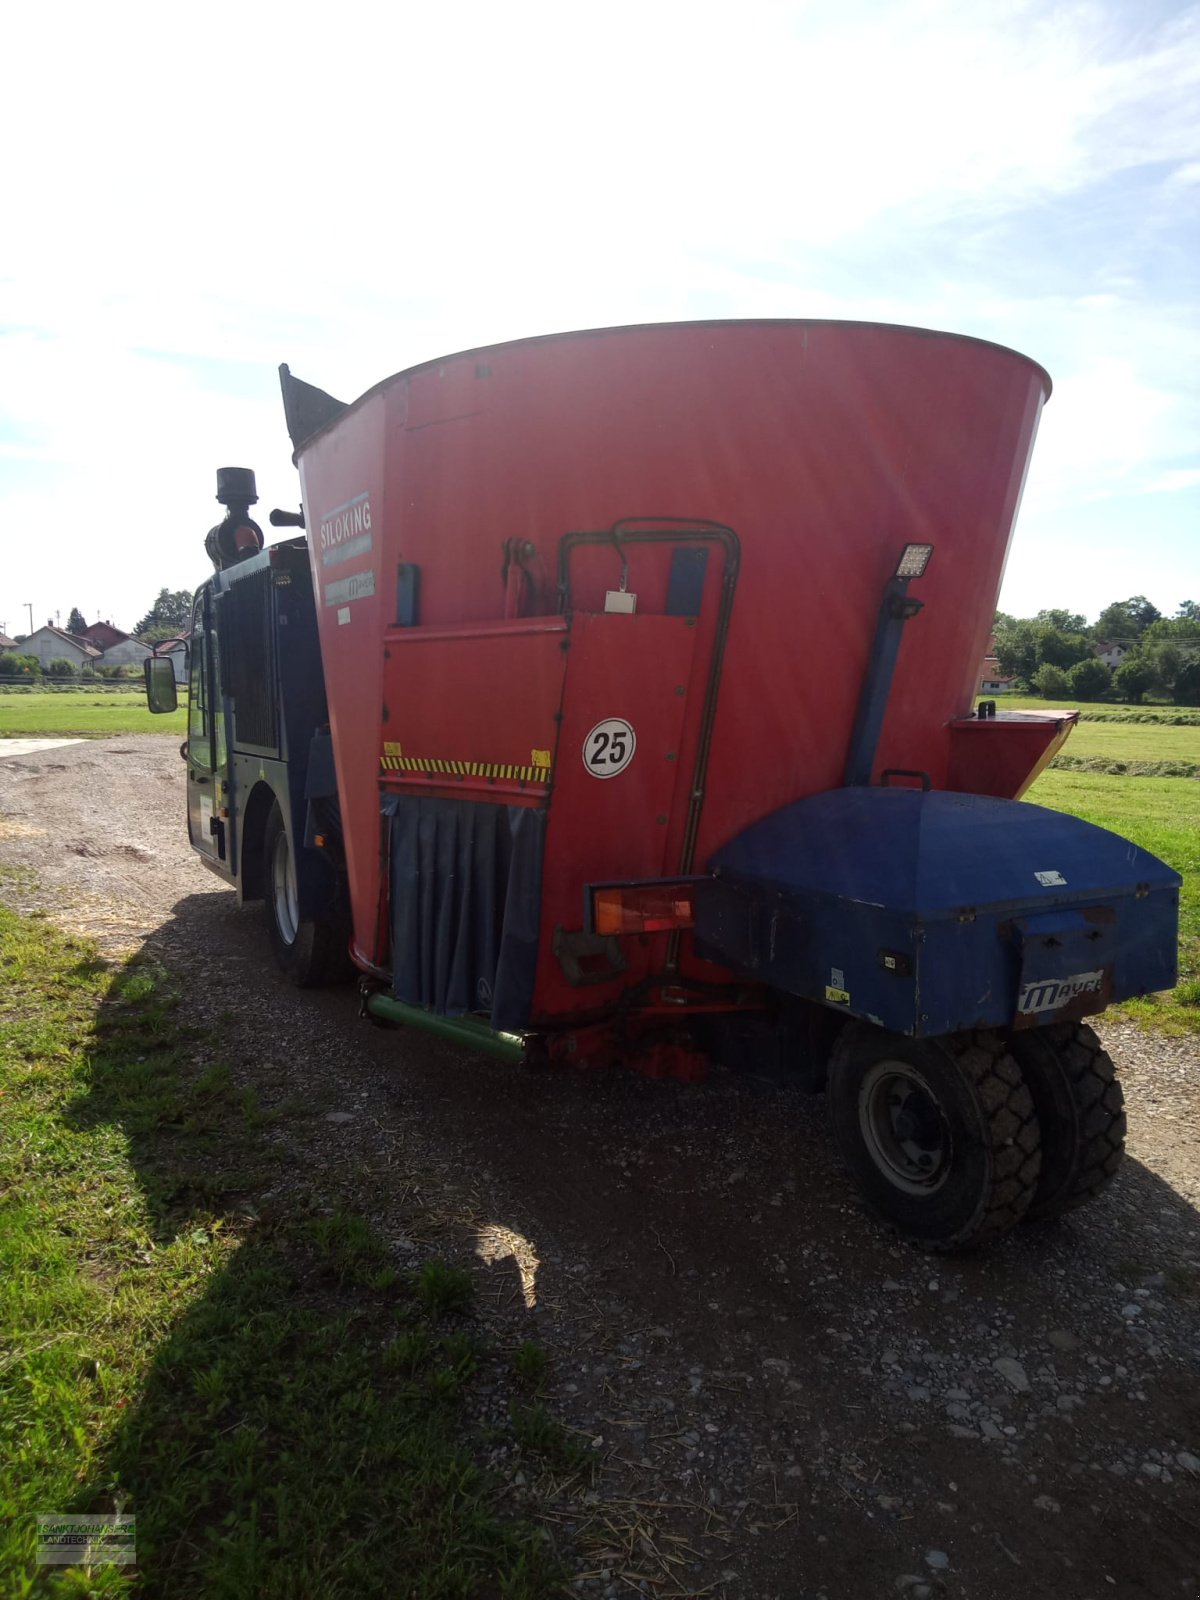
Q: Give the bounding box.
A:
[1011,1022,1125,1222]
[828,1025,1042,1252]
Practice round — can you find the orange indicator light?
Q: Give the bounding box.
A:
[593,885,695,936]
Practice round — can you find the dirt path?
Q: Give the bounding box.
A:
[2,736,1198,1600]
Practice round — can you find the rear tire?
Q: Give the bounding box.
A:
[828,1025,1042,1251]
[1008,1023,1125,1222]
[264,802,351,987]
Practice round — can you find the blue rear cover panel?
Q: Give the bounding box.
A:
[695,789,1180,1037]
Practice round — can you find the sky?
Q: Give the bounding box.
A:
[1,0,1196,638]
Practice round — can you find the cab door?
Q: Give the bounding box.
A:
[185,586,229,865]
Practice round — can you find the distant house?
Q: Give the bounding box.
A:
[977,634,1015,695]
[82,621,151,670]
[14,620,156,674]
[81,620,129,651]
[1095,640,1131,670]
[22,623,102,671]
[0,631,18,652]
[154,634,191,685]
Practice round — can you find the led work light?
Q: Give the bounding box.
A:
[895,543,934,579]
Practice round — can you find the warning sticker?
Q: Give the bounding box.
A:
[825,985,851,1006]
[583,718,636,779]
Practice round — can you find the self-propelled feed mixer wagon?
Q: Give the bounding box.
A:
[148,319,1180,1250]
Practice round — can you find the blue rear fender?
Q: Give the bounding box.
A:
[693,788,1180,1039]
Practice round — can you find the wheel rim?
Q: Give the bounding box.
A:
[271,827,299,946]
[858,1060,951,1195]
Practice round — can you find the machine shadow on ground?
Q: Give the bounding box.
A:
[55,917,562,1599]
[45,889,1200,1598]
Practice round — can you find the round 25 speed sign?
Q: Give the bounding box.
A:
[583,718,636,779]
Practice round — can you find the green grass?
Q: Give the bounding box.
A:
[0,907,569,1597]
[509,1407,592,1477]
[511,1342,549,1389]
[1051,717,1200,776]
[1027,769,1200,1035]
[0,693,186,738]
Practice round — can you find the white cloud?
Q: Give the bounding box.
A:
[1,0,1198,626]
[1146,467,1200,494]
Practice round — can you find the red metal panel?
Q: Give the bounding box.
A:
[295,391,391,966]
[947,712,1078,800]
[297,321,1051,991]
[531,612,701,1019]
[378,619,568,806]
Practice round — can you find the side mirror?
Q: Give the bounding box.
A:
[144,656,179,714]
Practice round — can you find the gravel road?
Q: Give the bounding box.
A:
[2,736,1198,1599]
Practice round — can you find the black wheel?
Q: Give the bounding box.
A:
[828,1024,1042,1251]
[1008,1023,1125,1222]
[263,802,351,987]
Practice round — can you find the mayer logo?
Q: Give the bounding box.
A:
[1017,970,1105,1016]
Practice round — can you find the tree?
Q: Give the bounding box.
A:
[0,651,40,678]
[1035,609,1088,635]
[135,588,193,641]
[1177,600,1199,621]
[1067,658,1112,701]
[1037,628,1093,670]
[1143,615,1200,648]
[66,608,88,635]
[1143,641,1183,700]
[1174,660,1200,706]
[1031,662,1071,699]
[139,622,189,646]
[1112,655,1155,704]
[994,621,1042,684]
[1094,596,1161,641]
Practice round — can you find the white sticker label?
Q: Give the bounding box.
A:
[324,568,376,607]
[1018,971,1105,1015]
[337,606,351,626]
[583,718,636,779]
[1035,870,1067,887]
[319,491,372,565]
[830,968,845,990]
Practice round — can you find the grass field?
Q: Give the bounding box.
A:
[1061,720,1200,760]
[0,908,572,1595]
[0,693,186,738]
[1027,768,1199,1033]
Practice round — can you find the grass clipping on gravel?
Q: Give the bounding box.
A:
[0,907,566,1598]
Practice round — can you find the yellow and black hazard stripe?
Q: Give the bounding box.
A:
[380,754,552,783]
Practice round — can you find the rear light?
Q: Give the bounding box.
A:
[591,883,696,936]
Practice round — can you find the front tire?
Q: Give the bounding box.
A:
[1008,1023,1125,1222]
[828,1025,1042,1251]
[264,802,351,987]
